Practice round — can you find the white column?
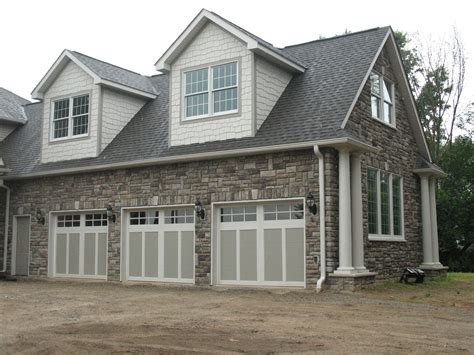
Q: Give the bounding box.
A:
[429,177,443,267]
[335,148,355,274]
[420,175,434,267]
[351,153,367,272]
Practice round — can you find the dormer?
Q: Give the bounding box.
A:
[32,50,158,163]
[0,87,29,142]
[155,9,305,146]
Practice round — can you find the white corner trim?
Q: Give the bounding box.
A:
[340,30,390,129]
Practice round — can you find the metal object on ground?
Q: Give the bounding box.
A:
[400,267,425,284]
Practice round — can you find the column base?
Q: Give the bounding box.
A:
[333,267,358,276]
[420,265,449,278]
[419,262,445,270]
[327,271,378,291]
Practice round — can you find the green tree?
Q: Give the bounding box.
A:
[437,136,474,271]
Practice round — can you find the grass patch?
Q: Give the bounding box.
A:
[374,272,474,291]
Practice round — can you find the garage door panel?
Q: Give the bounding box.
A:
[83,233,96,275]
[286,228,305,282]
[220,230,237,281]
[181,231,194,279]
[240,230,257,281]
[129,232,143,277]
[68,233,80,275]
[144,232,159,278]
[264,229,283,282]
[164,231,179,279]
[56,233,67,274]
[97,233,107,276]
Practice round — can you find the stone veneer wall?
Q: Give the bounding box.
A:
[5,150,322,286]
[345,46,423,280]
[0,188,5,268]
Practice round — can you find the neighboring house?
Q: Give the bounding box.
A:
[0,9,447,290]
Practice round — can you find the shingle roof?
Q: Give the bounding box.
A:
[0,87,30,124]
[0,27,390,177]
[70,51,158,95]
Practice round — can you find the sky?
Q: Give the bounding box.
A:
[1,0,473,106]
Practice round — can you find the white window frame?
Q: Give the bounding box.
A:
[50,93,90,141]
[183,61,238,120]
[367,168,405,242]
[370,71,396,127]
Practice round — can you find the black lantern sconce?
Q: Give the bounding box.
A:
[106,204,116,223]
[306,192,318,215]
[194,199,206,220]
[36,208,45,225]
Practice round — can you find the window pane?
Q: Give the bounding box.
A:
[213,63,237,90]
[54,99,69,120]
[214,88,237,113]
[54,118,69,138]
[381,173,390,235]
[393,177,402,236]
[185,69,208,95]
[371,96,380,118]
[368,169,378,234]
[73,115,88,135]
[382,79,392,104]
[383,102,392,124]
[370,73,380,96]
[186,93,208,118]
[72,95,89,116]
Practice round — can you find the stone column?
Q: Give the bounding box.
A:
[420,175,434,267]
[429,177,442,266]
[351,153,367,272]
[335,148,355,274]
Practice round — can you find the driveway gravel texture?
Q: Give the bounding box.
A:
[1,278,473,353]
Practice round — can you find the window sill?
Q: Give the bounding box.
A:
[49,134,90,144]
[181,110,240,124]
[372,116,397,130]
[368,235,406,242]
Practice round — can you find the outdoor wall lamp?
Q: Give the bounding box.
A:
[194,199,206,220]
[36,208,45,225]
[306,192,318,215]
[106,204,116,223]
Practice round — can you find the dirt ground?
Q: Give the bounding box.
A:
[1,276,473,354]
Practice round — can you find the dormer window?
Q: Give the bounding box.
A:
[184,62,238,120]
[370,72,395,126]
[52,94,89,140]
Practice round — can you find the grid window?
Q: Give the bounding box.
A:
[220,206,257,223]
[85,213,108,227]
[52,94,89,139]
[367,169,378,234]
[164,209,194,224]
[57,214,81,228]
[367,168,403,237]
[370,72,394,125]
[129,210,159,225]
[263,204,304,221]
[184,62,238,119]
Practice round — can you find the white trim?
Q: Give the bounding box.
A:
[11,215,31,276]
[97,79,157,99]
[368,235,406,242]
[154,9,305,74]
[50,93,90,142]
[5,137,376,180]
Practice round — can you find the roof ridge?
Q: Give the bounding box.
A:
[70,50,151,79]
[284,26,389,49]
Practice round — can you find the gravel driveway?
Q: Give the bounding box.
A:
[1,279,473,353]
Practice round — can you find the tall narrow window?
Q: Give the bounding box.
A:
[370,72,394,125]
[184,62,238,119]
[367,169,378,234]
[367,168,403,238]
[52,94,89,140]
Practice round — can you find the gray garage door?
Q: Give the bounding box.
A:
[216,201,305,287]
[125,208,195,283]
[53,212,108,279]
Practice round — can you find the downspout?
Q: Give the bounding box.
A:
[0,179,10,273]
[314,145,326,292]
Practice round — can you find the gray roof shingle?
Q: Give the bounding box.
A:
[0,27,390,177]
[0,87,30,124]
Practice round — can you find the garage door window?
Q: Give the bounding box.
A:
[164,209,194,224]
[130,210,159,225]
[85,213,108,227]
[263,203,304,221]
[220,206,257,222]
[57,214,81,228]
